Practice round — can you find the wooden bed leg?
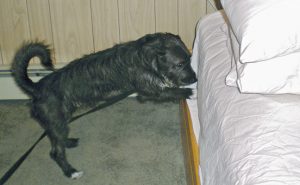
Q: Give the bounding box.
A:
[180,100,200,185]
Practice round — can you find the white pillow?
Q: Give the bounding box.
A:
[226,28,300,94]
[221,0,300,63]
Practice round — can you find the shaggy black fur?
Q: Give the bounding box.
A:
[11,33,197,179]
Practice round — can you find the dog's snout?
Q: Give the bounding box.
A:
[190,76,197,83]
[181,74,197,85]
[186,76,197,84]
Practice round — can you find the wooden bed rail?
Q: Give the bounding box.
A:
[180,100,200,185]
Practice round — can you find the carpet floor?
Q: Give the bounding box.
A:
[0,98,187,185]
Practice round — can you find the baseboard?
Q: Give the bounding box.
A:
[0,64,63,100]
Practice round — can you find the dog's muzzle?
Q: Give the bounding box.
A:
[180,74,197,85]
[178,64,197,85]
[181,75,197,84]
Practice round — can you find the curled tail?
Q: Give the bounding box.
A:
[11,42,54,97]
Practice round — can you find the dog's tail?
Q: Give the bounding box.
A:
[11,42,54,97]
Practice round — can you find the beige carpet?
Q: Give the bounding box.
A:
[0,98,187,185]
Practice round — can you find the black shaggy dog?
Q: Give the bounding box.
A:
[11,33,197,179]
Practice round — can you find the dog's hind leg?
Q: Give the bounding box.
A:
[48,136,83,179]
[32,103,83,179]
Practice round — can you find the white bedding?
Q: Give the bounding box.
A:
[190,11,300,185]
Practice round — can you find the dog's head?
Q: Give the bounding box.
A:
[139,33,197,88]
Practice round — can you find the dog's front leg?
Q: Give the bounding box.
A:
[137,87,193,102]
[159,87,193,100]
[135,71,193,102]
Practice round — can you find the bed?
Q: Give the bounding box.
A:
[181,1,300,184]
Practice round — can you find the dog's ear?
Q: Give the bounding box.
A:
[141,45,161,72]
[139,34,166,72]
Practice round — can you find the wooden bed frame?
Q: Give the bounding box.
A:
[180,100,200,185]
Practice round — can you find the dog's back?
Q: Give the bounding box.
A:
[12,41,137,106]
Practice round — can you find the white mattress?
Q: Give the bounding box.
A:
[190,11,300,185]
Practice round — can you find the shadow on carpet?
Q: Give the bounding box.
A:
[0,98,187,185]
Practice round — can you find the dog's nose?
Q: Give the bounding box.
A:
[190,76,197,84]
[182,76,197,85]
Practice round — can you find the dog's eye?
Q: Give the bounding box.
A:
[176,63,184,68]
